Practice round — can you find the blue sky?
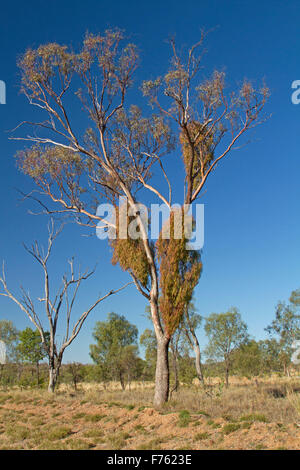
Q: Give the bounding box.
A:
[0,0,300,362]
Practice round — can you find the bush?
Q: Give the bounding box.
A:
[239,414,268,423]
[222,423,241,435]
[177,410,191,427]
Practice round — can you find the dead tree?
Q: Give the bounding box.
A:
[0,221,130,392]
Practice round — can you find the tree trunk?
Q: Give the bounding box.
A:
[48,358,60,393]
[127,372,131,391]
[225,362,229,388]
[36,362,40,387]
[17,363,22,382]
[153,336,170,407]
[120,372,126,391]
[48,367,57,393]
[194,341,205,385]
[169,342,179,398]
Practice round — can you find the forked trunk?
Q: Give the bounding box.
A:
[48,358,61,393]
[153,336,170,407]
[48,367,58,393]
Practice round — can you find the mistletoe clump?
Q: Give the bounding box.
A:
[179,121,215,193]
[156,208,202,337]
[110,203,151,289]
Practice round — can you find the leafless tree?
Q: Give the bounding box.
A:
[0,221,130,392]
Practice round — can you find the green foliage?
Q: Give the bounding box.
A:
[89,312,139,388]
[62,362,85,391]
[239,413,268,423]
[205,308,249,384]
[47,426,72,441]
[257,339,282,374]
[17,328,48,365]
[232,340,264,377]
[205,309,249,361]
[178,354,196,384]
[194,432,209,440]
[17,145,84,181]
[140,328,156,379]
[177,410,191,427]
[222,423,241,434]
[265,292,300,372]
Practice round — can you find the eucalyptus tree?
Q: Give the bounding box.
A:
[204,308,249,387]
[13,30,268,405]
[17,327,49,385]
[90,312,139,390]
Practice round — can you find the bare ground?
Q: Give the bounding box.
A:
[0,378,300,450]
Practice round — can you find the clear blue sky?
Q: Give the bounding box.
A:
[0,0,300,363]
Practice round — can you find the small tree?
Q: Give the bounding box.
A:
[232,340,263,378]
[65,362,84,391]
[120,344,142,389]
[140,328,157,381]
[17,327,49,385]
[204,308,249,386]
[0,222,130,392]
[258,338,282,374]
[265,290,300,376]
[90,312,139,390]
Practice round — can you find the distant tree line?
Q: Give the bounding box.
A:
[0,286,299,391]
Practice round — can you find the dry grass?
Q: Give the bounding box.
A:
[0,377,300,449]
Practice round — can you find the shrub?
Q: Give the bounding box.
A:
[47,426,72,441]
[222,423,241,435]
[177,410,191,427]
[84,413,106,422]
[239,414,268,423]
[194,432,209,440]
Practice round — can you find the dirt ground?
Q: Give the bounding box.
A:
[0,379,300,450]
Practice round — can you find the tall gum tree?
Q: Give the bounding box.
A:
[13,30,268,406]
